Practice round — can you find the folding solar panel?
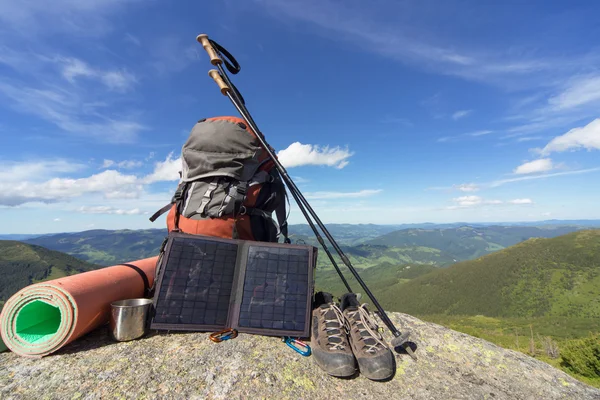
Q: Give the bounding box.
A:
[150,232,317,338]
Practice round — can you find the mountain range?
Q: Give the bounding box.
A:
[22,224,592,267]
[372,230,600,319]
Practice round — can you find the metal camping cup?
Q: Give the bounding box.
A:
[109,298,153,342]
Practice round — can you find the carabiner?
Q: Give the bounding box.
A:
[283,337,311,356]
[209,328,238,343]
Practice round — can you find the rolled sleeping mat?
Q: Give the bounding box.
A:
[0,257,157,358]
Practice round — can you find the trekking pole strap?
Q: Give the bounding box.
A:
[197,34,241,74]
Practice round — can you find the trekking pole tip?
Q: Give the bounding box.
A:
[390,330,411,348]
[208,69,230,95]
[196,34,222,66]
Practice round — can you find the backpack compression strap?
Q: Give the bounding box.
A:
[275,191,291,244]
[149,182,187,223]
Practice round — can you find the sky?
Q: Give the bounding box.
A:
[1,0,600,234]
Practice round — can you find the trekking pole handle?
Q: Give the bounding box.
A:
[209,69,230,95]
[197,34,222,66]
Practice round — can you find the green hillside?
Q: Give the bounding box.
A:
[376,230,600,318]
[367,225,583,262]
[26,229,167,265]
[315,262,438,295]
[315,243,457,271]
[0,241,101,307]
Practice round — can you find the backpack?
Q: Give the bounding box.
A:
[150,116,290,243]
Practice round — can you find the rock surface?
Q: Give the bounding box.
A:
[1,312,599,400]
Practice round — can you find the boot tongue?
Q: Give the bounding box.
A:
[320,304,339,326]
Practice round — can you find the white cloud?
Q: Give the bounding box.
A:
[454,183,479,192]
[490,167,600,187]
[101,159,143,169]
[548,76,600,110]
[0,159,83,183]
[505,116,582,138]
[277,142,354,169]
[509,199,533,205]
[516,136,544,142]
[437,130,493,143]
[61,58,96,82]
[453,195,483,207]
[53,218,61,222]
[514,158,553,175]
[304,189,382,200]
[0,0,142,37]
[452,110,472,120]
[57,57,138,92]
[250,0,581,88]
[150,36,200,75]
[0,154,180,207]
[143,153,181,183]
[101,70,138,92]
[78,206,143,215]
[541,118,600,154]
[102,159,115,168]
[447,196,533,209]
[0,170,141,206]
[0,82,145,143]
[124,33,141,46]
[468,130,493,137]
[292,176,310,184]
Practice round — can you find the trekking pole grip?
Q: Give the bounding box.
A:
[196,34,221,65]
[208,69,230,95]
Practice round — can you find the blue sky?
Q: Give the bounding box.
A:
[1,0,600,233]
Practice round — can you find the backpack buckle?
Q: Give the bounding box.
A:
[209,328,238,343]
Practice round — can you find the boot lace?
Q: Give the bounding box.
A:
[321,303,350,350]
[346,304,387,353]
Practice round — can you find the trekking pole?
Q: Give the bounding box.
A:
[199,35,353,294]
[197,34,414,356]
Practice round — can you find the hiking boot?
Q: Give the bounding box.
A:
[341,293,395,381]
[310,292,357,377]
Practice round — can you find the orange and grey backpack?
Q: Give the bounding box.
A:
[150,116,290,243]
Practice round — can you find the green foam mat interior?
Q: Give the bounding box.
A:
[16,300,62,344]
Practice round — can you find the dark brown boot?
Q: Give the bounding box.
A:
[310,292,357,377]
[341,293,395,381]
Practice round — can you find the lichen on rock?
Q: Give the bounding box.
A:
[1,313,599,400]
